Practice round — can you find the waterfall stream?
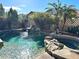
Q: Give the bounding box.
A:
[20,32,28,38]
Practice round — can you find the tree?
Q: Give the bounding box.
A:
[12,10,18,21]
[28,12,55,33]
[46,0,63,33]
[18,14,27,28]
[0,4,4,17]
[7,8,19,29]
[62,5,77,31]
[46,0,77,33]
[0,4,6,30]
[7,8,13,29]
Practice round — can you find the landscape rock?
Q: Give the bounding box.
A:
[0,38,3,48]
[44,36,79,59]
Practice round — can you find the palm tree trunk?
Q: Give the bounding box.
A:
[62,20,66,31]
[55,17,60,34]
[62,14,66,31]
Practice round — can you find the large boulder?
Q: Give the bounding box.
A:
[44,36,79,59]
[0,38,3,48]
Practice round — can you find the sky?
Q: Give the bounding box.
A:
[0,0,79,14]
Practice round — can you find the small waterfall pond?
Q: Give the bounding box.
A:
[0,31,45,59]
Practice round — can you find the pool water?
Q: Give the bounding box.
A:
[0,36,39,59]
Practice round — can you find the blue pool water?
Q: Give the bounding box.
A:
[0,34,39,59]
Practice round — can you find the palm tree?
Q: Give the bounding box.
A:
[46,0,77,33]
[62,5,77,31]
[46,0,63,33]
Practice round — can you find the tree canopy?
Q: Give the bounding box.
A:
[0,4,4,17]
[7,8,19,29]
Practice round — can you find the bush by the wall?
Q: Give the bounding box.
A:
[66,26,79,35]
